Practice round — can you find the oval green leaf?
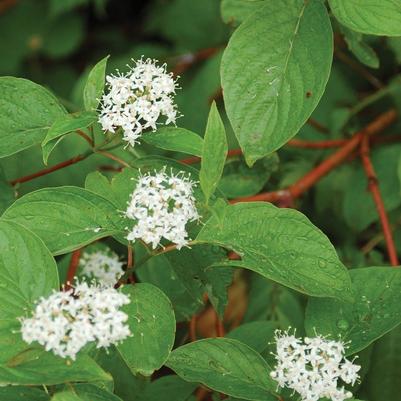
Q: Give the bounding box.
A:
[0,221,58,363]
[329,0,401,36]
[117,283,176,376]
[42,111,97,165]
[200,102,228,203]
[221,0,333,165]
[196,202,352,301]
[166,338,277,401]
[0,77,66,158]
[83,55,109,111]
[1,186,125,255]
[142,127,204,157]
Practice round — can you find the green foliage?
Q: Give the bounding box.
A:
[167,338,277,400]
[329,0,401,36]
[0,221,58,361]
[196,202,352,301]
[1,187,125,255]
[200,102,228,203]
[1,0,401,399]
[117,284,176,376]
[142,127,203,157]
[221,0,333,165]
[42,111,97,164]
[306,267,401,355]
[0,77,66,158]
[83,55,109,111]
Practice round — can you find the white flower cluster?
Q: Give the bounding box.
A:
[80,249,124,287]
[98,58,179,146]
[270,331,360,401]
[126,169,199,249]
[20,282,131,360]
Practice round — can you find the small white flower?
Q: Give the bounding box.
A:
[98,57,179,146]
[125,168,199,249]
[270,330,360,401]
[80,249,124,287]
[20,282,131,360]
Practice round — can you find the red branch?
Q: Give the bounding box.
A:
[65,249,81,289]
[215,313,225,337]
[233,110,397,204]
[360,135,399,266]
[10,155,86,186]
[189,315,197,342]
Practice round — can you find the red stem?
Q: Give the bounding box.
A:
[233,110,397,204]
[65,249,81,289]
[189,315,197,342]
[10,155,86,186]
[360,135,399,266]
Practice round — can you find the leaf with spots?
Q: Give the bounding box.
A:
[305,266,401,355]
[221,0,333,165]
[0,77,66,158]
[166,338,277,400]
[195,202,352,301]
[117,283,176,376]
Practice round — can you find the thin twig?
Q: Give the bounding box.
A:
[232,110,397,204]
[95,150,130,168]
[215,313,225,337]
[76,130,94,147]
[10,154,88,186]
[65,249,81,290]
[189,315,197,342]
[360,135,399,266]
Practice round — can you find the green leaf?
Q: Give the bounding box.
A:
[1,186,124,255]
[305,266,401,355]
[93,347,149,401]
[140,375,197,401]
[142,127,204,157]
[226,321,278,353]
[200,102,227,202]
[196,202,352,301]
[221,0,333,165]
[52,394,82,401]
[243,274,304,333]
[329,0,401,36]
[0,77,66,158]
[0,221,58,363]
[221,0,266,27]
[117,283,176,376]
[219,154,279,199]
[340,24,380,69]
[42,111,97,164]
[0,386,50,400]
[52,384,123,401]
[83,55,109,111]
[164,245,233,318]
[0,168,15,215]
[85,168,139,211]
[166,338,277,401]
[363,325,401,401]
[136,249,205,321]
[0,350,110,386]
